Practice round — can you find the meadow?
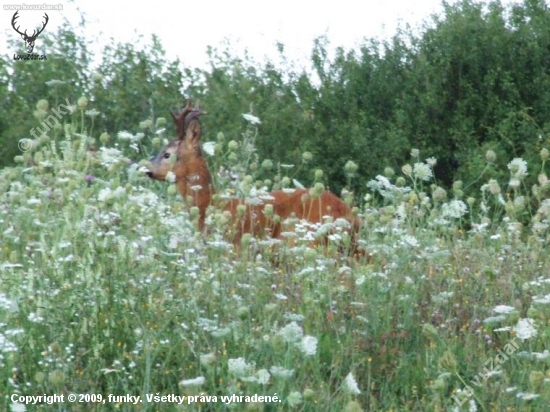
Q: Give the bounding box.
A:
[1,97,549,412]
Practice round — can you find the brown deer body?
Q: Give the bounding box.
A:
[146,101,362,254]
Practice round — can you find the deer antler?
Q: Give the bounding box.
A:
[11,11,25,37]
[184,100,207,131]
[170,100,206,139]
[33,13,49,39]
[11,11,49,41]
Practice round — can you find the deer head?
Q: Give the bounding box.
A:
[11,11,49,54]
[146,100,206,181]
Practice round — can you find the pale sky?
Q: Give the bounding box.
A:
[3,0,521,70]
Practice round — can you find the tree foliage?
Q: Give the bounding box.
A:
[2,0,550,196]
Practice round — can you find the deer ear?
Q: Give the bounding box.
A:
[185,119,202,144]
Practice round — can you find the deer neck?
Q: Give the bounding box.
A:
[174,155,214,228]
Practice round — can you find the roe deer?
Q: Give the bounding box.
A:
[146,100,362,255]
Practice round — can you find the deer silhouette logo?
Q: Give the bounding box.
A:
[11,11,49,54]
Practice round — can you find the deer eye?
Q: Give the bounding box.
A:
[163,153,171,159]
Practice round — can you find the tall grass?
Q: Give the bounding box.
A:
[1,98,549,412]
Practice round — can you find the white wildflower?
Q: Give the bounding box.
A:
[227,357,254,378]
[401,235,419,247]
[199,352,216,366]
[441,200,468,219]
[99,147,128,167]
[257,369,270,384]
[210,327,231,337]
[283,313,305,322]
[532,222,548,232]
[396,203,407,220]
[532,294,550,304]
[286,391,303,407]
[277,322,303,343]
[242,113,261,125]
[493,305,516,314]
[533,350,550,361]
[240,375,259,383]
[0,333,18,352]
[179,376,205,386]
[509,178,521,188]
[493,326,512,332]
[117,131,134,140]
[117,131,144,143]
[28,312,44,322]
[10,403,26,412]
[484,369,503,378]
[508,158,528,179]
[0,292,17,312]
[413,162,433,181]
[426,157,437,167]
[99,188,113,203]
[300,336,318,356]
[516,392,540,400]
[367,174,412,200]
[45,79,65,87]
[202,141,216,156]
[432,291,454,303]
[344,372,361,394]
[85,109,100,117]
[514,318,537,340]
[269,366,294,378]
[165,171,176,183]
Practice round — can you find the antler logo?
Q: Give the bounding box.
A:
[11,11,49,54]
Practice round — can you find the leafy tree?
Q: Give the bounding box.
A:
[2,0,550,200]
[90,35,185,139]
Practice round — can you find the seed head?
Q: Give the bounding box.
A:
[77,97,88,110]
[486,149,497,163]
[155,117,166,128]
[302,151,313,162]
[36,99,48,111]
[344,160,358,175]
[99,132,110,144]
[541,148,549,162]
[263,204,274,218]
[438,351,457,372]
